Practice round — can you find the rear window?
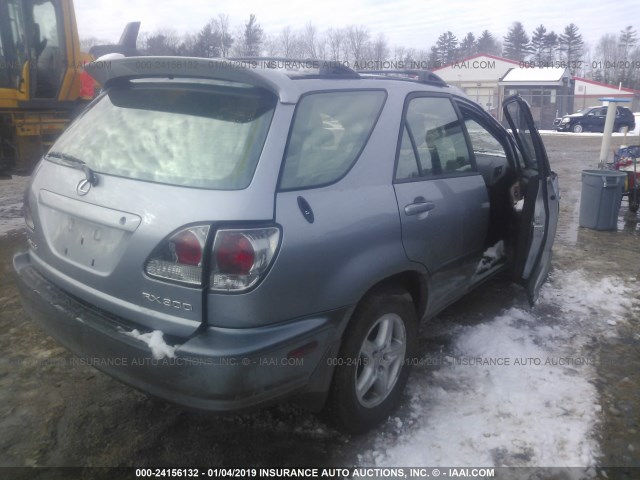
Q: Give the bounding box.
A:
[279,90,386,190]
[49,80,277,189]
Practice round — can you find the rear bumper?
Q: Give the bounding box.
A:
[13,251,350,411]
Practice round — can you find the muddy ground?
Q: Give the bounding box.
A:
[0,134,638,478]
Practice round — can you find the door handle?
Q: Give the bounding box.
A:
[404,201,435,216]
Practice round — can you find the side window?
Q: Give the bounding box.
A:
[280,90,386,190]
[31,1,60,48]
[461,112,511,185]
[6,0,27,75]
[395,127,421,180]
[395,96,473,181]
[504,100,539,171]
[27,0,66,98]
[463,118,507,159]
[0,27,9,88]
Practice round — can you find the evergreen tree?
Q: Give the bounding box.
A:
[543,31,558,63]
[459,32,477,58]
[433,31,458,65]
[476,30,500,55]
[618,26,638,87]
[192,23,221,58]
[243,14,263,56]
[619,26,638,57]
[503,22,531,61]
[530,25,547,64]
[559,23,584,71]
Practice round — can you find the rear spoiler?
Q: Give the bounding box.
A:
[89,22,141,58]
[84,56,300,103]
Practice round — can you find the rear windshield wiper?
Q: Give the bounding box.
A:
[46,151,99,186]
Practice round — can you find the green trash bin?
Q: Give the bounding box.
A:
[579,169,627,230]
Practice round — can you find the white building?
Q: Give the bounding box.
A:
[433,54,519,113]
[572,77,639,112]
[433,54,640,127]
[499,67,571,128]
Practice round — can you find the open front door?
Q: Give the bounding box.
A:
[503,95,559,304]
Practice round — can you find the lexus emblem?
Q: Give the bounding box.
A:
[76,178,91,196]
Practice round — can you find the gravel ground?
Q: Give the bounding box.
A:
[0,134,638,478]
[0,176,29,237]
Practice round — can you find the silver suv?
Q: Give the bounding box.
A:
[14,58,559,433]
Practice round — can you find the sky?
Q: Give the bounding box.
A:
[74,0,639,54]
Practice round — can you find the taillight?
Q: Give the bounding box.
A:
[210,227,280,292]
[145,226,209,285]
[173,230,202,266]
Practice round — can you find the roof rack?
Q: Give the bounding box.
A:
[228,57,359,78]
[358,69,448,87]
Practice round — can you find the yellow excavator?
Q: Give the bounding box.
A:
[0,0,139,175]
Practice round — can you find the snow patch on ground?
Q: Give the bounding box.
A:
[122,329,176,359]
[540,269,638,330]
[475,240,505,274]
[0,176,29,237]
[359,269,637,469]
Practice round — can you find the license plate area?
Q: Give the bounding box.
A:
[49,212,126,272]
[38,190,141,275]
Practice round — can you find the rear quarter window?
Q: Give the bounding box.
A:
[279,90,386,190]
[49,80,277,189]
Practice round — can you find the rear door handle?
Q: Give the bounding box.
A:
[404,201,435,216]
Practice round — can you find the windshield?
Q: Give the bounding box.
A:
[49,80,277,189]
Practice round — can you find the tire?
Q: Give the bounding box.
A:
[618,126,629,133]
[326,287,417,434]
[572,124,583,133]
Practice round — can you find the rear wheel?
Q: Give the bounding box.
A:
[326,287,417,434]
[572,124,583,133]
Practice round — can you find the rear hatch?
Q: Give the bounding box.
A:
[27,77,279,337]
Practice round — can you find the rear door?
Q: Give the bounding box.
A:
[503,95,559,304]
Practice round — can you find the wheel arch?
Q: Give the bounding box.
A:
[354,269,428,324]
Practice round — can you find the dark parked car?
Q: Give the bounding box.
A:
[553,105,636,133]
[14,58,559,433]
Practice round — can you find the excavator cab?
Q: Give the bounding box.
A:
[0,0,79,103]
[0,0,139,174]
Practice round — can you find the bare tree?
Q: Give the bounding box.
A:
[326,28,345,62]
[372,33,389,62]
[316,33,328,60]
[301,22,318,59]
[176,33,198,56]
[592,34,617,83]
[263,34,280,57]
[80,37,110,52]
[217,14,234,57]
[393,45,406,62]
[345,25,370,66]
[140,29,182,55]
